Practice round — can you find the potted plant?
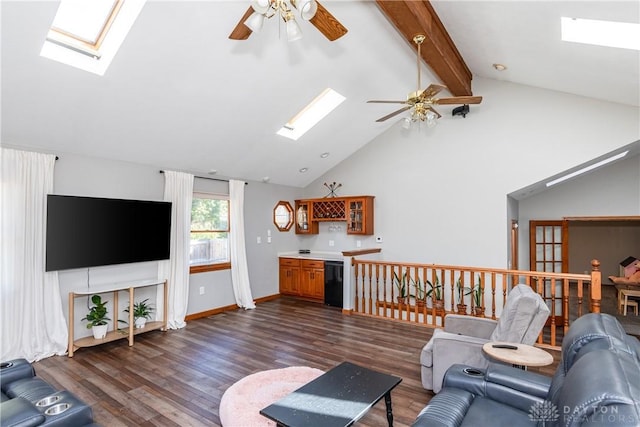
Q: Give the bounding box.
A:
[426,276,444,314]
[81,295,110,339]
[472,279,485,317]
[124,298,154,329]
[455,278,472,314]
[393,270,410,306]
[413,278,427,310]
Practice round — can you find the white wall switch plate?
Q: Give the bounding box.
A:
[329,240,335,247]
[257,236,261,244]
[356,240,362,248]
[199,286,205,295]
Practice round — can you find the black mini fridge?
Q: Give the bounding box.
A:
[324,261,344,308]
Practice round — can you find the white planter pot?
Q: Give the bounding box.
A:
[92,324,108,339]
[134,317,147,329]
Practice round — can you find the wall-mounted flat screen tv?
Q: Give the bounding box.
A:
[46,195,172,272]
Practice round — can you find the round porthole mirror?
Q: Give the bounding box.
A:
[273,201,294,232]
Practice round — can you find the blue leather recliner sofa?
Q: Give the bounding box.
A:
[413,313,640,427]
[1,358,99,427]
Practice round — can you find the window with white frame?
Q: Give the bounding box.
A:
[190,193,230,273]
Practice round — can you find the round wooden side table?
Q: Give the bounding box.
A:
[483,341,553,369]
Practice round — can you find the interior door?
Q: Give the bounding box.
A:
[529,220,568,325]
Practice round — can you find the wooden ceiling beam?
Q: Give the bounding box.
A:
[375,0,473,96]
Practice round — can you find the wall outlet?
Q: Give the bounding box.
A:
[257,236,261,244]
[267,236,272,244]
[267,229,271,237]
[199,286,205,295]
[329,240,335,247]
[375,236,384,243]
[356,240,362,248]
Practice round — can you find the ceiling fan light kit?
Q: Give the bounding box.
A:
[368,34,482,129]
[230,0,347,42]
[250,0,271,14]
[244,11,266,32]
[293,0,318,20]
[285,10,303,42]
[243,0,309,42]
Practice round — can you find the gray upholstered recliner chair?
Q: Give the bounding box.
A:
[421,284,550,393]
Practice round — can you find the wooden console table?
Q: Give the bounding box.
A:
[68,279,168,357]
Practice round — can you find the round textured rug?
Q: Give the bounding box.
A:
[219,366,324,427]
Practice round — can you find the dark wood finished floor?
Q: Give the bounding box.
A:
[33,297,559,426]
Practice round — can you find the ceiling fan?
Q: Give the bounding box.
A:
[367,34,482,125]
[229,0,348,42]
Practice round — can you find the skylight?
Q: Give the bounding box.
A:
[277,88,346,141]
[561,17,640,51]
[41,0,146,75]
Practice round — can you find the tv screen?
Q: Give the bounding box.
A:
[46,195,172,272]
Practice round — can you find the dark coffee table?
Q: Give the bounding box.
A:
[260,361,402,427]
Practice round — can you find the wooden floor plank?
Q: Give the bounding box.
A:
[33,297,559,426]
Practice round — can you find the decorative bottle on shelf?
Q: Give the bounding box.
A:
[297,207,308,230]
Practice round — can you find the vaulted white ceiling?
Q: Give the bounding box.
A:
[2,1,638,187]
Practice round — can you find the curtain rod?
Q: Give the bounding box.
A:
[52,159,247,185]
[159,170,247,184]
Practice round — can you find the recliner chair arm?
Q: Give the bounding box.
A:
[444,315,497,339]
[1,359,35,392]
[429,331,492,393]
[485,363,551,398]
[443,363,551,413]
[0,397,45,427]
[412,387,474,427]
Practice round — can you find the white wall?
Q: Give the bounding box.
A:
[303,77,640,269]
[50,152,302,337]
[517,153,640,269]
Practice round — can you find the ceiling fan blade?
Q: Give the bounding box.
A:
[419,84,447,99]
[229,6,254,40]
[426,106,441,119]
[435,96,483,105]
[375,106,411,122]
[367,100,409,104]
[309,1,348,41]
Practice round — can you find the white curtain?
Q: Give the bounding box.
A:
[229,180,256,309]
[158,171,194,329]
[0,148,67,361]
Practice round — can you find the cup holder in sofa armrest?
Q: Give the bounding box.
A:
[463,368,484,376]
[442,364,488,396]
[1,362,14,369]
[36,395,62,407]
[37,390,94,426]
[44,402,70,416]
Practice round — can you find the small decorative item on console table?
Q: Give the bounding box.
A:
[80,294,111,339]
[68,279,168,357]
[124,298,155,328]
